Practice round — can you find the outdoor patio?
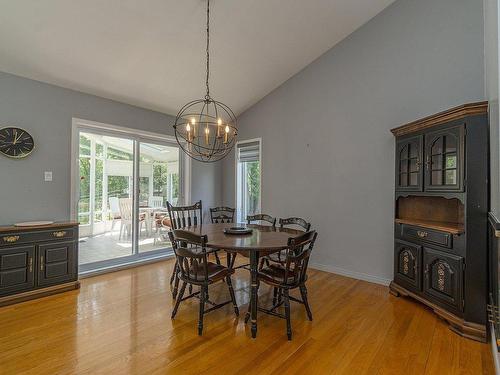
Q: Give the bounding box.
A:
[79,219,172,265]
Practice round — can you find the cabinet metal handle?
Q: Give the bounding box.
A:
[424,265,429,277]
[3,235,20,243]
[417,231,428,238]
[29,257,33,272]
[426,155,431,170]
[40,256,44,271]
[416,159,421,171]
[53,231,66,238]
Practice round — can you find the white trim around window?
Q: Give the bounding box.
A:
[235,137,262,223]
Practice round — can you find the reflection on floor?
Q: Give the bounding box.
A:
[79,223,170,264]
[0,258,494,374]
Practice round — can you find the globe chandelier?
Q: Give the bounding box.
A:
[173,0,237,162]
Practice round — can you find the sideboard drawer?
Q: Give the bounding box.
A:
[0,229,75,246]
[401,224,452,248]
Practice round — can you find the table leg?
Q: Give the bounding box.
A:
[250,250,259,338]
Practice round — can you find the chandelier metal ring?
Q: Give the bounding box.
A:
[173,98,237,162]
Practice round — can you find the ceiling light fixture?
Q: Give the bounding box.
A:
[173,0,237,162]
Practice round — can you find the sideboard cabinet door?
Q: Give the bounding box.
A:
[38,241,77,287]
[395,135,423,191]
[423,248,463,311]
[424,126,464,192]
[0,245,35,296]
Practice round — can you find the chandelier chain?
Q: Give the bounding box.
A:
[173,0,237,163]
[205,0,210,99]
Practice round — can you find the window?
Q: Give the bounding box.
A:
[236,139,261,223]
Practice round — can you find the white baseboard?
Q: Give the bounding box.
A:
[309,262,391,286]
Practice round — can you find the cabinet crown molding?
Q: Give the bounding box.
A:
[391,101,488,137]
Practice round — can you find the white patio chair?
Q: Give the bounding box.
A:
[108,197,121,231]
[148,196,169,244]
[149,196,164,208]
[118,198,145,240]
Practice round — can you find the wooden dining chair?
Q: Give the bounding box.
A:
[279,217,311,232]
[210,206,248,270]
[246,214,276,226]
[260,217,312,269]
[248,230,317,340]
[168,230,239,335]
[167,200,203,298]
[210,206,235,223]
[167,200,202,229]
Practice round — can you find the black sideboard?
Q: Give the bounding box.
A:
[0,222,79,306]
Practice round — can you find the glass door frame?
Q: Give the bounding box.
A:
[235,138,262,223]
[71,118,191,275]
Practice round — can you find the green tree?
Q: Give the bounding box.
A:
[247,161,260,213]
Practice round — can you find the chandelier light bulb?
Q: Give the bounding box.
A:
[217,118,222,137]
[224,125,230,144]
[186,123,191,132]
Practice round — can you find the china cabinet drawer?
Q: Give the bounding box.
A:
[401,224,452,249]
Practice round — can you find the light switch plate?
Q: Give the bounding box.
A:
[44,171,53,182]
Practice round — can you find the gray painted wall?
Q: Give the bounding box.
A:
[485,0,500,215]
[222,0,485,283]
[0,71,222,225]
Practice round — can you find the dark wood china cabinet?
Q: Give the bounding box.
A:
[390,102,489,342]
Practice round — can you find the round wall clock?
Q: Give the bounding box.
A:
[0,127,34,158]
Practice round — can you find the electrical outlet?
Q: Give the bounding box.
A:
[44,171,53,182]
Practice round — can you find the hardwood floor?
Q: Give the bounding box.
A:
[0,257,494,374]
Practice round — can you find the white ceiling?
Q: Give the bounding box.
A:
[0,0,395,116]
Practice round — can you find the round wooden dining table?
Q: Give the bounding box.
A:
[181,222,304,338]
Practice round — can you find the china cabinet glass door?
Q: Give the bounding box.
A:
[396,136,423,191]
[424,126,464,192]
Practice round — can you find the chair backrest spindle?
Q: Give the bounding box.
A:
[167,201,202,230]
[210,207,235,223]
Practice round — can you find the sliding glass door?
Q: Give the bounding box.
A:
[74,122,186,273]
[78,132,135,265]
[138,142,180,254]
